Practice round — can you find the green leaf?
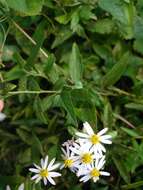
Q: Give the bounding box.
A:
[61,89,77,125]
[113,156,130,183]
[99,0,135,39]
[55,14,71,25]
[43,54,55,73]
[34,96,49,124]
[92,19,115,34]
[4,65,25,81]
[103,101,113,128]
[102,52,130,87]
[125,102,143,111]
[71,11,79,31]
[121,127,140,138]
[26,21,45,69]
[69,43,82,88]
[52,29,73,49]
[5,0,44,15]
[121,181,143,189]
[134,17,143,40]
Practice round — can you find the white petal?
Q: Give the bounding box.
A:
[97,128,108,136]
[49,172,61,177]
[83,122,94,135]
[34,164,41,170]
[43,155,49,169]
[60,164,64,170]
[93,176,99,183]
[43,177,47,185]
[47,177,56,185]
[48,163,60,171]
[6,185,11,190]
[31,174,40,180]
[18,183,24,190]
[61,148,67,156]
[29,168,40,173]
[48,158,55,168]
[66,144,70,157]
[96,144,103,156]
[100,135,112,140]
[97,156,106,170]
[35,176,42,183]
[0,112,6,121]
[70,147,80,155]
[41,158,44,168]
[100,171,110,176]
[97,143,106,153]
[95,157,99,168]
[76,132,89,138]
[80,174,91,183]
[100,139,112,144]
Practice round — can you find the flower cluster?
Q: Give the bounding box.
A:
[61,122,112,183]
[29,122,112,186]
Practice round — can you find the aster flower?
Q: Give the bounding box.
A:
[76,122,112,156]
[60,143,77,172]
[29,155,61,185]
[78,156,110,183]
[70,142,98,169]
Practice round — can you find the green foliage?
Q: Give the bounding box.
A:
[1,0,143,189]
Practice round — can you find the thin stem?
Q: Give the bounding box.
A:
[113,113,135,129]
[11,19,48,58]
[8,90,60,95]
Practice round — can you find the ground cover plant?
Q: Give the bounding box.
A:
[0,0,143,189]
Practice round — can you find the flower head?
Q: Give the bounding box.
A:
[61,142,77,172]
[69,142,97,169]
[76,122,112,156]
[78,156,110,183]
[29,155,61,185]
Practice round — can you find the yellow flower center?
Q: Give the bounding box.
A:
[40,169,49,177]
[64,159,73,168]
[82,153,93,164]
[90,168,100,177]
[90,134,100,144]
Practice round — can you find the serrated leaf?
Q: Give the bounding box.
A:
[93,19,115,34]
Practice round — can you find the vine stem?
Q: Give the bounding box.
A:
[11,19,48,58]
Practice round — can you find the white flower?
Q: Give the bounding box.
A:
[78,156,110,183]
[29,155,61,185]
[76,122,112,156]
[60,143,78,172]
[70,142,97,169]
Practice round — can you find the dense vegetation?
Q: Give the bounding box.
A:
[0,0,143,189]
